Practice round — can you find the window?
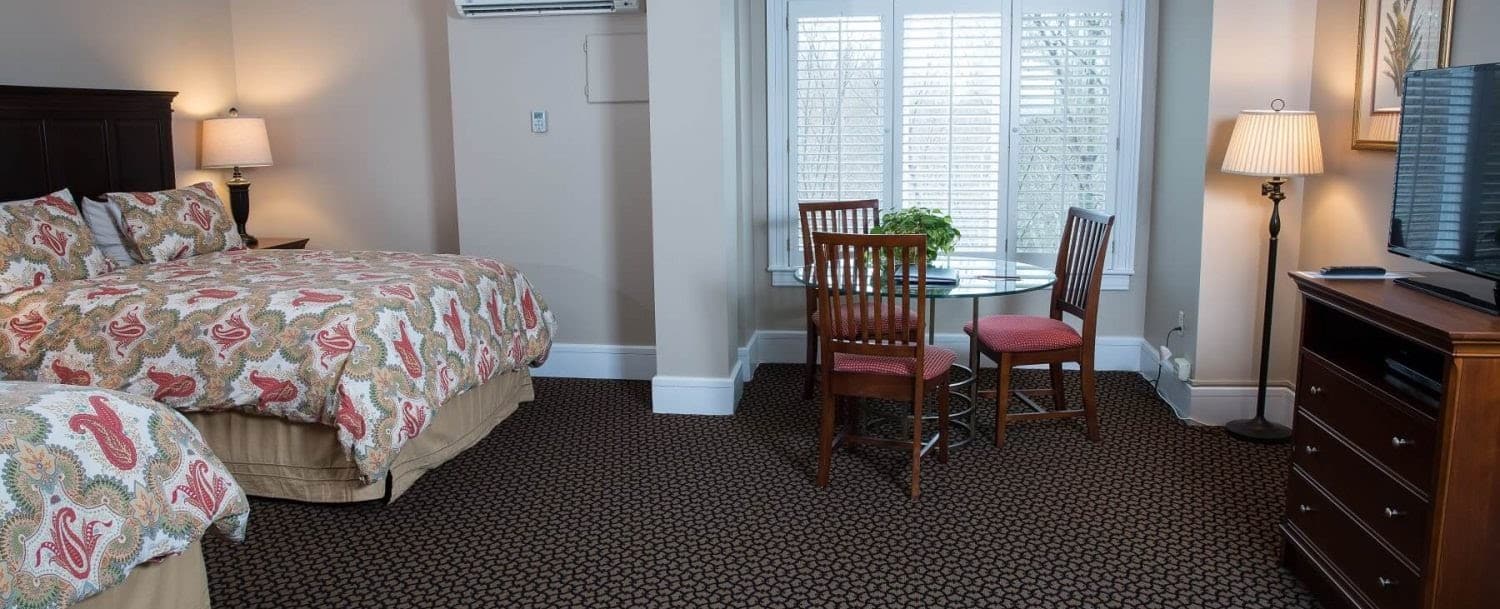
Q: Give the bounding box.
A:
[767,0,1149,289]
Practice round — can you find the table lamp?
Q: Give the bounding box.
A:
[201,108,273,246]
[1220,99,1324,443]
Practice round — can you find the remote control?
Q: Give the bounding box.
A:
[1320,266,1387,276]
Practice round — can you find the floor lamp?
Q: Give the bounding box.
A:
[1219,99,1324,443]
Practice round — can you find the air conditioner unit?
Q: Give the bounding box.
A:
[454,0,643,18]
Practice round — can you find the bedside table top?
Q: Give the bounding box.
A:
[250,237,310,250]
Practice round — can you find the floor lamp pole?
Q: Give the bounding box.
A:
[1227,177,1294,443]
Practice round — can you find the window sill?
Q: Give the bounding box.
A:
[769,267,1133,291]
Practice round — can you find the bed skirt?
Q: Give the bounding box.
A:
[184,368,534,503]
[74,542,209,609]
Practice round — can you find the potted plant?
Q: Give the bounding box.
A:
[869,207,962,266]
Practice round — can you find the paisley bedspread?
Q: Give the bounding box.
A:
[0,250,556,482]
[0,381,249,609]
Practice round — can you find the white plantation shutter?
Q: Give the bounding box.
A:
[898,9,1006,254]
[1011,0,1120,255]
[790,3,890,209]
[769,0,1139,285]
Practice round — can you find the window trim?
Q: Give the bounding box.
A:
[765,0,1154,291]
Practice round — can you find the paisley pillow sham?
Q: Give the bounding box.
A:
[0,189,116,296]
[104,182,244,264]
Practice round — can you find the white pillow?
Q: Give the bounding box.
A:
[81,197,137,268]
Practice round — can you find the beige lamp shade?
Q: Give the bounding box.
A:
[201,113,273,169]
[1221,109,1324,177]
[1368,107,1403,142]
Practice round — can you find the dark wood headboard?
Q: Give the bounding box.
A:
[0,85,177,202]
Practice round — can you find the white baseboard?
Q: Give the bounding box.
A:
[748,330,1145,373]
[538,340,747,415]
[531,344,656,380]
[1135,340,1295,427]
[1137,340,1191,419]
[651,369,742,415]
[537,334,1297,427]
[538,334,1296,426]
[1187,385,1295,427]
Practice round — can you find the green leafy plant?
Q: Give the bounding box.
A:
[870,207,962,263]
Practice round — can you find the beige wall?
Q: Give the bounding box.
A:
[1301,0,1500,274]
[648,0,744,379]
[1193,0,1317,386]
[447,14,655,346]
[1143,0,1211,372]
[0,0,238,190]
[228,0,459,253]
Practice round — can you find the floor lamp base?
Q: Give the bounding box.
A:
[1225,417,1293,444]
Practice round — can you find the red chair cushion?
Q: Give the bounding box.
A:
[831,347,956,381]
[811,303,917,339]
[963,315,1083,353]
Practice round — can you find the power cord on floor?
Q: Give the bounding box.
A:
[1149,325,1184,404]
[1145,326,1223,433]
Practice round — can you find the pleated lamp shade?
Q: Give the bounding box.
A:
[1368,107,1403,142]
[1221,109,1324,177]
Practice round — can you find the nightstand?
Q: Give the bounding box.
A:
[250,237,310,250]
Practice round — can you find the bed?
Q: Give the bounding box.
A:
[0,85,556,503]
[0,381,249,609]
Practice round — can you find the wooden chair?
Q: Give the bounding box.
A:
[797,200,896,399]
[811,231,953,498]
[966,208,1115,448]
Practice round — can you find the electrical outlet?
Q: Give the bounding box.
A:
[1176,310,1186,330]
[1173,357,1192,381]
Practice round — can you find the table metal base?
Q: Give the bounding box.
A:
[854,361,979,449]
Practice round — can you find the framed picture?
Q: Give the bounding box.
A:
[1352,0,1454,150]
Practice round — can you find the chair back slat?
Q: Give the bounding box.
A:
[798,200,882,267]
[813,232,926,361]
[1050,208,1116,340]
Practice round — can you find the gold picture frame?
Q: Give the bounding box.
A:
[1352,0,1455,150]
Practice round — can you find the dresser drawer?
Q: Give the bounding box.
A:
[1286,470,1423,609]
[1297,353,1437,492]
[1292,413,1431,567]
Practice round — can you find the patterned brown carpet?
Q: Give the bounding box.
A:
[203,365,1320,609]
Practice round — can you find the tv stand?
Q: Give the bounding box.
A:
[1393,273,1499,315]
[1286,274,1500,609]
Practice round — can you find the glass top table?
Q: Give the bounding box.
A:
[790,255,1056,298]
[793,256,1058,448]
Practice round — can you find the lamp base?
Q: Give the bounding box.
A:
[227,180,253,245]
[1225,416,1293,444]
[240,233,259,247]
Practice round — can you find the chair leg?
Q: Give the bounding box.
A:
[817,389,836,487]
[995,354,1013,449]
[909,392,923,499]
[803,323,819,400]
[1048,362,1067,411]
[937,383,950,464]
[1081,360,1101,443]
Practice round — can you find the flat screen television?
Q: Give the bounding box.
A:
[1388,62,1500,314]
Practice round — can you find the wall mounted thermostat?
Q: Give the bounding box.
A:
[531,110,548,134]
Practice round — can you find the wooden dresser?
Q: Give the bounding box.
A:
[1285,275,1500,609]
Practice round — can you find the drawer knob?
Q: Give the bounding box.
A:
[1297,504,1316,514]
[1307,385,1325,396]
[1384,507,1407,519]
[1377,577,1399,589]
[1391,436,1415,449]
[1302,445,1320,456]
